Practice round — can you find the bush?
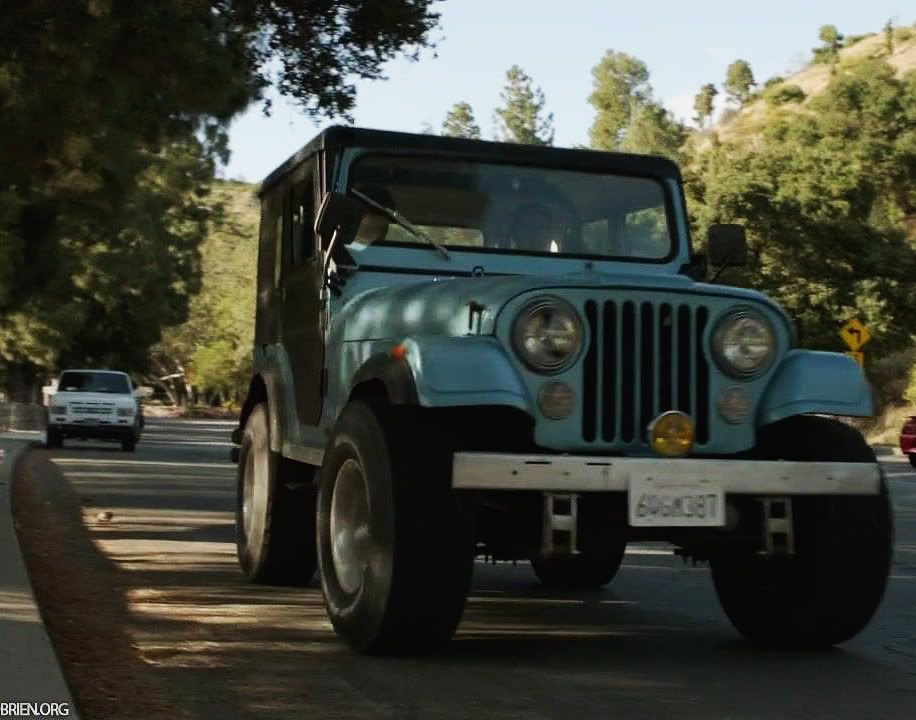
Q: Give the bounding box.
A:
[869,347,916,410]
[895,27,913,43]
[764,83,806,106]
[906,362,916,404]
[843,34,870,48]
[763,76,785,89]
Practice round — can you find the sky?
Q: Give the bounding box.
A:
[221,0,915,183]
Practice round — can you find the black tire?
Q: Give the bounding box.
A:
[121,435,137,452]
[236,403,317,586]
[711,415,893,649]
[909,452,916,469]
[531,543,626,590]
[317,401,475,655]
[46,428,63,449]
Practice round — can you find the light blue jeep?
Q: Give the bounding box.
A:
[232,126,892,655]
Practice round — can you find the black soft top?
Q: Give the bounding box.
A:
[258,126,683,196]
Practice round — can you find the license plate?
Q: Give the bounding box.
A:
[628,475,725,527]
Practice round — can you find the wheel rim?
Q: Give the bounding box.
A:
[242,436,269,544]
[330,458,371,595]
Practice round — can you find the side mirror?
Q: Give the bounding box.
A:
[315,192,365,246]
[133,387,153,399]
[707,224,747,268]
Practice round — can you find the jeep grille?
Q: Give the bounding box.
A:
[581,300,710,447]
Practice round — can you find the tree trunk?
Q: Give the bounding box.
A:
[175,361,192,408]
[4,362,42,403]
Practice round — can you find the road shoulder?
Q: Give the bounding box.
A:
[0,439,78,717]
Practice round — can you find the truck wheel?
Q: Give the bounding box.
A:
[317,401,475,655]
[711,415,893,648]
[121,436,136,452]
[909,452,916,469]
[236,403,317,586]
[531,542,626,590]
[46,428,63,449]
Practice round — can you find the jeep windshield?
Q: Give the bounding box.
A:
[346,154,674,262]
[58,371,130,394]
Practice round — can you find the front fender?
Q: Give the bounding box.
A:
[757,349,874,426]
[349,336,532,413]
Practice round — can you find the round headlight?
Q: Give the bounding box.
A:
[713,308,776,378]
[512,297,583,373]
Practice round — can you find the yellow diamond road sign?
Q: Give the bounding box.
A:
[840,319,871,351]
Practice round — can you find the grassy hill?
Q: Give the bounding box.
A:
[705,25,916,145]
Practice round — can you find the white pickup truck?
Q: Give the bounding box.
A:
[46,369,144,451]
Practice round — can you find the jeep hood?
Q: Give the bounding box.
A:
[334,271,778,342]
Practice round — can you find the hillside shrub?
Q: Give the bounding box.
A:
[869,346,916,410]
[906,361,916,404]
[764,83,806,106]
[843,34,871,48]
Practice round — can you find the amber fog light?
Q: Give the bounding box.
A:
[538,382,575,420]
[718,386,751,424]
[649,411,695,457]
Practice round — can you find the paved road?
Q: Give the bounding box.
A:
[20,419,916,719]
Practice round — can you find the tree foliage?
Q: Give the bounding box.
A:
[884,19,896,55]
[618,104,687,161]
[724,60,756,105]
[494,66,555,145]
[588,51,652,149]
[686,60,916,356]
[588,50,685,161]
[763,83,806,106]
[693,83,718,128]
[0,1,441,399]
[813,24,844,66]
[151,182,258,407]
[442,101,481,139]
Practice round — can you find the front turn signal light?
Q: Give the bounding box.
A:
[648,411,695,457]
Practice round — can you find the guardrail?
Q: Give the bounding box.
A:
[0,403,47,432]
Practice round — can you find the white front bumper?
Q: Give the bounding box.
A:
[452,453,881,495]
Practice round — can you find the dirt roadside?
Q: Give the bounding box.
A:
[11,452,190,720]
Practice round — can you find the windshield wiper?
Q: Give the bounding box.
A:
[350,188,451,261]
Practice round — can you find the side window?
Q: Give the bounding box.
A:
[257,190,284,295]
[290,163,316,266]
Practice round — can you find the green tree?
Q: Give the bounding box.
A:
[151,182,259,407]
[884,19,895,55]
[814,24,844,68]
[724,60,756,105]
[442,101,481,139]
[586,50,684,159]
[687,60,916,355]
[619,103,686,162]
[693,83,718,128]
[0,1,441,400]
[494,66,554,145]
[588,51,652,149]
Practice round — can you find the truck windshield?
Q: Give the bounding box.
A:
[347,154,674,261]
[58,371,130,394]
